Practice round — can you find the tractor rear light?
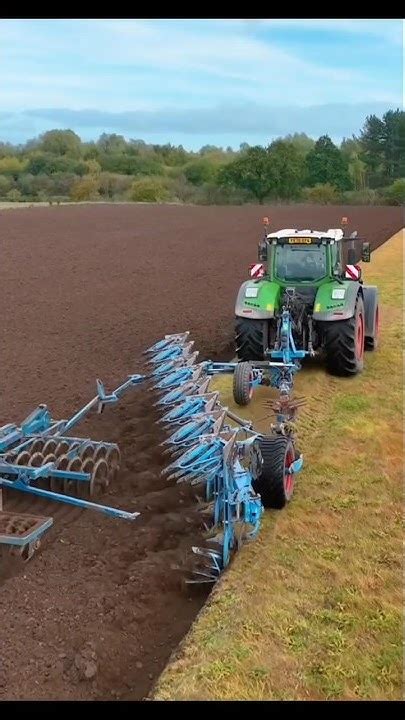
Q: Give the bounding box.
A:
[242,309,253,313]
[333,311,344,316]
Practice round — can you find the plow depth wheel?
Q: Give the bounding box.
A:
[253,435,297,510]
[233,362,254,406]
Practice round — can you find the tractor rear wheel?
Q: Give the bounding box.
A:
[365,303,380,351]
[235,318,265,361]
[253,435,296,510]
[322,295,365,376]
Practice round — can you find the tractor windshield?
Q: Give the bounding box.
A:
[274,244,327,282]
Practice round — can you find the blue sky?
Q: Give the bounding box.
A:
[0,19,403,149]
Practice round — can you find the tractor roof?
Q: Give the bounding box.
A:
[266,228,344,241]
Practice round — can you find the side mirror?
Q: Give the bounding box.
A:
[361,241,371,263]
[258,241,267,261]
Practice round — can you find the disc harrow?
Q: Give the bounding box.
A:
[1,318,306,582]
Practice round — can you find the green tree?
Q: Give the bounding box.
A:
[40,129,82,157]
[306,135,352,190]
[284,132,315,157]
[70,176,100,201]
[303,183,341,204]
[359,114,386,186]
[218,146,275,203]
[0,175,13,196]
[381,109,405,182]
[97,133,127,154]
[184,160,217,186]
[383,178,405,205]
[0,156,27,178]
[130,177,169,202]
[267,140,305,199]
[6,188,22,202]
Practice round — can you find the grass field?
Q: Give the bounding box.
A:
[153,229,404,701]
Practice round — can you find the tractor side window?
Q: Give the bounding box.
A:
[330,243,341,273]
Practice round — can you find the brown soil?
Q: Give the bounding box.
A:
[0,203,402,700]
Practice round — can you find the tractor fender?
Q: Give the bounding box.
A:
[235,280,280,320]
[313,281,362,322]
[362,285,379,337]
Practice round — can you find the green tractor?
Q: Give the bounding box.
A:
[235,218,379,376]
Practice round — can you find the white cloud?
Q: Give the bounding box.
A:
[0,19,402,113]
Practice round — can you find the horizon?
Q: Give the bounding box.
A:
[0,19,403,150]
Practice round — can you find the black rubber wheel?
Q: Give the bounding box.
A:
[235,317,265,361]
[365,303,380,351]
[253,435,296,510]
[233,362,253,406]
[322,295,365,376]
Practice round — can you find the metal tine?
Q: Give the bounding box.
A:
[172,459,221,484]
[162,438,221,476]
[160,415,214,447]
[164,456,220,482]
[144,332,190,355]
[151,364,203,391]
[166,453,222,483]
[154,377,212,407]
[150,351,200,378]
[146,340,195,366]
[158,393,220,426]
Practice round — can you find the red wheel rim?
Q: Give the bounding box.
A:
[355,311,364,361]
[248,371,253,400]
[283,447,295,499]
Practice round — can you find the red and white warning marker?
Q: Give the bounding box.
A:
[345,264,361,280]
[249,263,265,278]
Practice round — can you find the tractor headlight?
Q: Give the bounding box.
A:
[332,288,345,300]
[245,287,259,298]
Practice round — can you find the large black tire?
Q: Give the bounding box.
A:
[233,362,253,406]
[253,435,296,510]
[235,318,264,361]
[365,303,380,351]
[322,295,365,376]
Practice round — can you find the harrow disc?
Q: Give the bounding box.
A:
[55,440,70,457]
[79,457,95,497]
[64,457,82,496]
[50,454,68,493]
[79,444,95,461]
[89,458,109,497]
[105,447,121,482]
[30,439,44,454]
[15,451,31,466]
[42,439,57,457]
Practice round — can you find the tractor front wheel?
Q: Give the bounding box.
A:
[253,435,297,510]
[322,295,365,376]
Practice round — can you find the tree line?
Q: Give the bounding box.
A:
[0,109,404,206]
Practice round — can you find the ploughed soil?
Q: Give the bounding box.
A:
[0,203,402,700]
